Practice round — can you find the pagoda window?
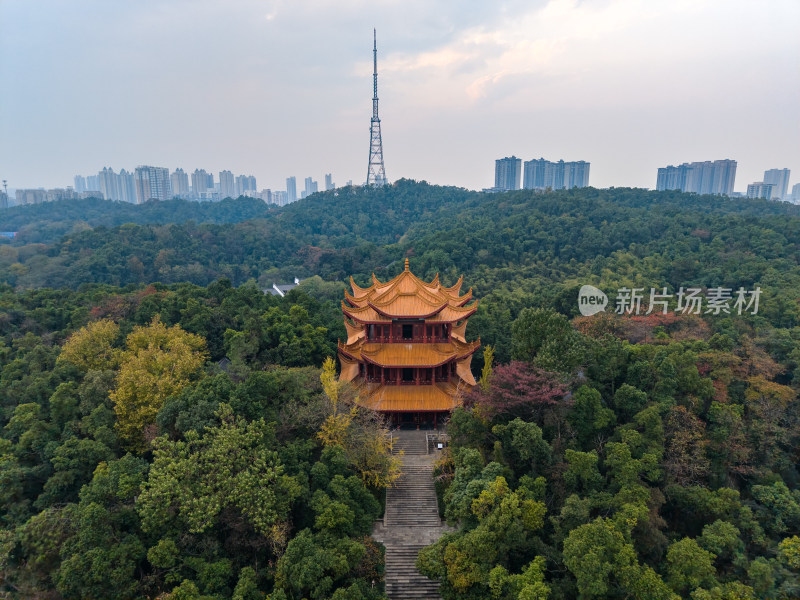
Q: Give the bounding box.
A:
[402,368,413,383]
[367,324,375,340]
[402,324,413,340]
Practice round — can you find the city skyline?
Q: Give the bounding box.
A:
[67,164,316,205]
[1,1,798,193]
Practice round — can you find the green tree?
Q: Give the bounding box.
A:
[568,386,615,448]
[563,517,677,600]
[666,537,717,595]
[137,404,300,543]
[511,308,586,374]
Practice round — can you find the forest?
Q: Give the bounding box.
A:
[0,181,798,598]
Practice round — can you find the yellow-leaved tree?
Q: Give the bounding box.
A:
[317,356,402,487]
[57,319,121,371]
[111,317,207,452]
[318,356,355,447]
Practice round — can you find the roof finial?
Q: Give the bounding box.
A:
[404,258,409,271]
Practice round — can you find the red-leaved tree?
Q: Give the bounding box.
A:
[466,360,569,421]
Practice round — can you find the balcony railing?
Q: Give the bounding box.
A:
[366,336,450,344]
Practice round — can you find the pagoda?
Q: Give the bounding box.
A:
[338,259,480,429]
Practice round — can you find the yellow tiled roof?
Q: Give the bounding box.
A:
[344,259,475,321]
[342,300,477,323]
[355,381,464,412]
[339,339,479,367]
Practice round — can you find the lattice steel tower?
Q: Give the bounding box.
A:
[366,29,387,186]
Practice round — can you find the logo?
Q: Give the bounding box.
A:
[577,285,762,317]
[578,285,608,316]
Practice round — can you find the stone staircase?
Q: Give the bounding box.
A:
[373,430,448,600]
[385,544,442,599]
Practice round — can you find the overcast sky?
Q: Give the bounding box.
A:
[1,0,798,194]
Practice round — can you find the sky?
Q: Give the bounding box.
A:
[1,0,798,194]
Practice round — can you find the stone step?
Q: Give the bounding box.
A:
[385,545,442,600]
[379,432,445,600]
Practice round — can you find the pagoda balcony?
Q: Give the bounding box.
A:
[365,379,447,385]
[365,323,452,344]
[367,335,450,344]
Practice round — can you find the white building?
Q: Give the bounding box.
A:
[235,174,257,197]
[98,167,120,201]
[790,183,800,204]
[219,170,235,199]
[656,159,737,195]
[191,169,213,198]
[763,168,790,200]
[494,156,521,191]
[746,182,775,200]
[134,166,172,203]
[171,168,189,197]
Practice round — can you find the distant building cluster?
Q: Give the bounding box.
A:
[8,166,339,207]
[490,156,590,192]
[656,159,737,196]
[73,166,258,204]
[14,188,82,204]
[654,161,796,202]
[745,168,792,200]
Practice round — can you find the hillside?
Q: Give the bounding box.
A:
[0,181,799,598]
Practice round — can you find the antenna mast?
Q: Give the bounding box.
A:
[366,28,387,186]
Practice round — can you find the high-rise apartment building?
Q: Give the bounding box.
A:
[495,156,521,191]
[134,166,171,203]
[746,182,775,200]
[15,189,48,204]
[74,175,87,193]
[325,173,334,191]
[171,168,189,197]
[523,158,590,190]
[86,175,100,193]
[98,167,120,201]
[219,170,235,199]
[568,161,591,189]
[303,177,318,198]
[235,174,257,196]
[763,169,790,200]
[792,183,800,204]
[286,177,297,203]
[119,169,136,203]
[656,159,736,195]
[191,169,212,198]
